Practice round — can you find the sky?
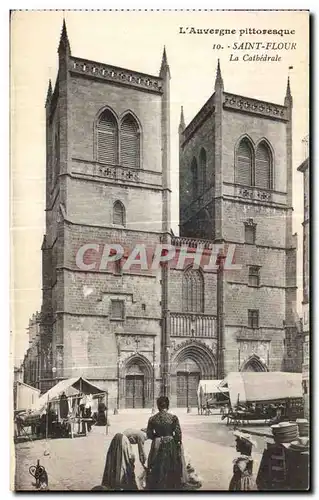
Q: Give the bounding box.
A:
[10,10,309,365]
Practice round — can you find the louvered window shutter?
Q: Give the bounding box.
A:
[120,116,140,168]
[113,201,125,226]
[237,139,253,186]
[97,111,117,164]
[256,143,271,189]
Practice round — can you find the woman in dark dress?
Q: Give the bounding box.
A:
[146,396,183,490]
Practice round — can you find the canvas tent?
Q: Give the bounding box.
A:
[31,377,106,413]
[220,372,302,408]
[197,379,229,408]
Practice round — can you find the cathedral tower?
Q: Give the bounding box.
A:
[40,22,171,407]
[179,61,298,378]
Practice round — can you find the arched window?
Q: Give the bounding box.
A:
[182,268,204,313]
[191,158,198,200]
[199,148,207,193]
[97,110,118,164]
[255,142,272,189]
[120,114,140,168]
[236,138,253,186]
[113,200,126,226]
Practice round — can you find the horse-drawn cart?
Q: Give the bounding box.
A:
[219,372,304,427]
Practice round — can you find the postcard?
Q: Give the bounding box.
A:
[11,9,309,491]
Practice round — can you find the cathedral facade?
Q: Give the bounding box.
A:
[38,22,299,409]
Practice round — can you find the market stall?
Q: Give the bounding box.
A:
[15,377,108,441]
[197,380,229,415]
[219,372,304,426]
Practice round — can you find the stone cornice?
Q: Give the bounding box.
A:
[115,331,157,336]
[60,171,164,193]
[223,92,288,122]
[70,56,163,94]
[227,281,291,291]
[72,157,163,177]
[223,181,287,197]
[181,193,289,224]
[171,235,215,250]
[61,214,164,235]
[59,266,157,279]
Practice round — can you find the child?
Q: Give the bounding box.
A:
[229,430,256,491]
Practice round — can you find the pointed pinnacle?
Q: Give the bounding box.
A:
[285,75,293,106]
[58,18,71,54]
[162,46,167,65]
[179,106,186,132]
[215,58,224,91]
[62,18,67,37]
[160,45,170,77]
[286,76,292,97]
[45,79,52,107]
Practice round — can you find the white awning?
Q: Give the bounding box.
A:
[197,379,228,396]
[30,377,106,412]
[222,372,302,407]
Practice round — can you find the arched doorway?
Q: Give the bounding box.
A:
[123,354,153,409]
[176,358,200,408]
[125,363,144,408]
[241,354,269,372]
[171,341,216,408]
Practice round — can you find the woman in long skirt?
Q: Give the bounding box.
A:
[101,433,138,490]
[146,396,183,490]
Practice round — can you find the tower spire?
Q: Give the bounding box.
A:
[58,18,71,54]
[214,59,224,92]
[45,79,52,108]
[160,46,170,78]
[179,106,185,133]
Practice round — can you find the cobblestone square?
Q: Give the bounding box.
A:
[14,410,264,491]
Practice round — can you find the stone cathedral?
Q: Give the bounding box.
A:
[37,22,300,409]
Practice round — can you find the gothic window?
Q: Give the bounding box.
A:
[97,109,118,164]
[182,268,204,313]
[236,138,253,186]
[199,148,207,194]
[191,157,198,200]
[110,300,124,320]
[120,114,140,168]
[248,309,259,328]
[113,200,126,226]
[248,266,260,286]
[255,141,272,189]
